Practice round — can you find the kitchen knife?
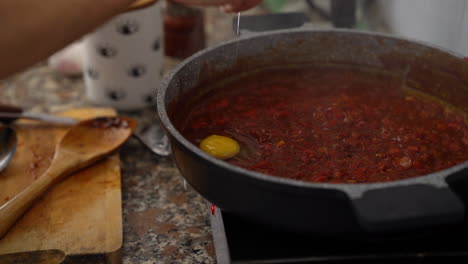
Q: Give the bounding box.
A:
[0,104,170,157]
[0,104,76,125]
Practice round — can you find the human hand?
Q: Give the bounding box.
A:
[129,0,156,9]
[170,0,262,12]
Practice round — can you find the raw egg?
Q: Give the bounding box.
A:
[200,135,240,160]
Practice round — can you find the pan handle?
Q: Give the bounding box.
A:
[352,175,466,232]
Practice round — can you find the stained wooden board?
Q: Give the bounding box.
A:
[0,108,122,256]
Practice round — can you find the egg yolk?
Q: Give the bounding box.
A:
[200,135,240,160]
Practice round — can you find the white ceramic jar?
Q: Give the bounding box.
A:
[83,0,164,111]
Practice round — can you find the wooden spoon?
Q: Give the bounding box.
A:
[0,117,137,238]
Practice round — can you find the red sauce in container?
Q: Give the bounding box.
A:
[179,67,468,183]
[164,0,205,59]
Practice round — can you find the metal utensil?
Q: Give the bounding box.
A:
[0,126,17,172]
[134,122,170,157]
[0,104,171,157]
[0,104,76,125]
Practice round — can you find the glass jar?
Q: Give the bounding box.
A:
[163,0,206,59]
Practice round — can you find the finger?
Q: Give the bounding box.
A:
[220,4,234,12]
[219,0,244,11]
[222,0,262,12]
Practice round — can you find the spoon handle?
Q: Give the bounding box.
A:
[0,161,66,238]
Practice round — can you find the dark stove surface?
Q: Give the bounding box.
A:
[210,209,468,264]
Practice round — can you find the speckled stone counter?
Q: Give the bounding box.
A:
[0,66,215,264]
[0,7,251,263]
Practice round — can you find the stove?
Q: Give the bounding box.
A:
[210,207,468,264]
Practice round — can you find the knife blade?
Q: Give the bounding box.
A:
[0,112,77,125]
[0,104,171,157]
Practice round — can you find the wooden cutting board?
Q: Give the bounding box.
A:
[0,108,122,258]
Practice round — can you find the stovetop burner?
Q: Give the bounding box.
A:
[210,208,468,264]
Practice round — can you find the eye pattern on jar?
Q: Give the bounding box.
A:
[87,68,99,80]
[153,38,161,51]
[116,20,140,35]
[96,43,118,58]
[106,89,127,101]
[143,94,157,104]
[127,64,147,78]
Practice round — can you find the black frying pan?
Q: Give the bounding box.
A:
[157,29,468,235]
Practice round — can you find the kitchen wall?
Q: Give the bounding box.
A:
[379,0,468,56]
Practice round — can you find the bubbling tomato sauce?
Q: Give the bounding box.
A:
[178,67,468,183]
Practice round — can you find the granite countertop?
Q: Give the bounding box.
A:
[0,7,248,264]
[0,60,214,263]
[0,73,215,264]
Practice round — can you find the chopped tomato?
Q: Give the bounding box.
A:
[180,67,468,183]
